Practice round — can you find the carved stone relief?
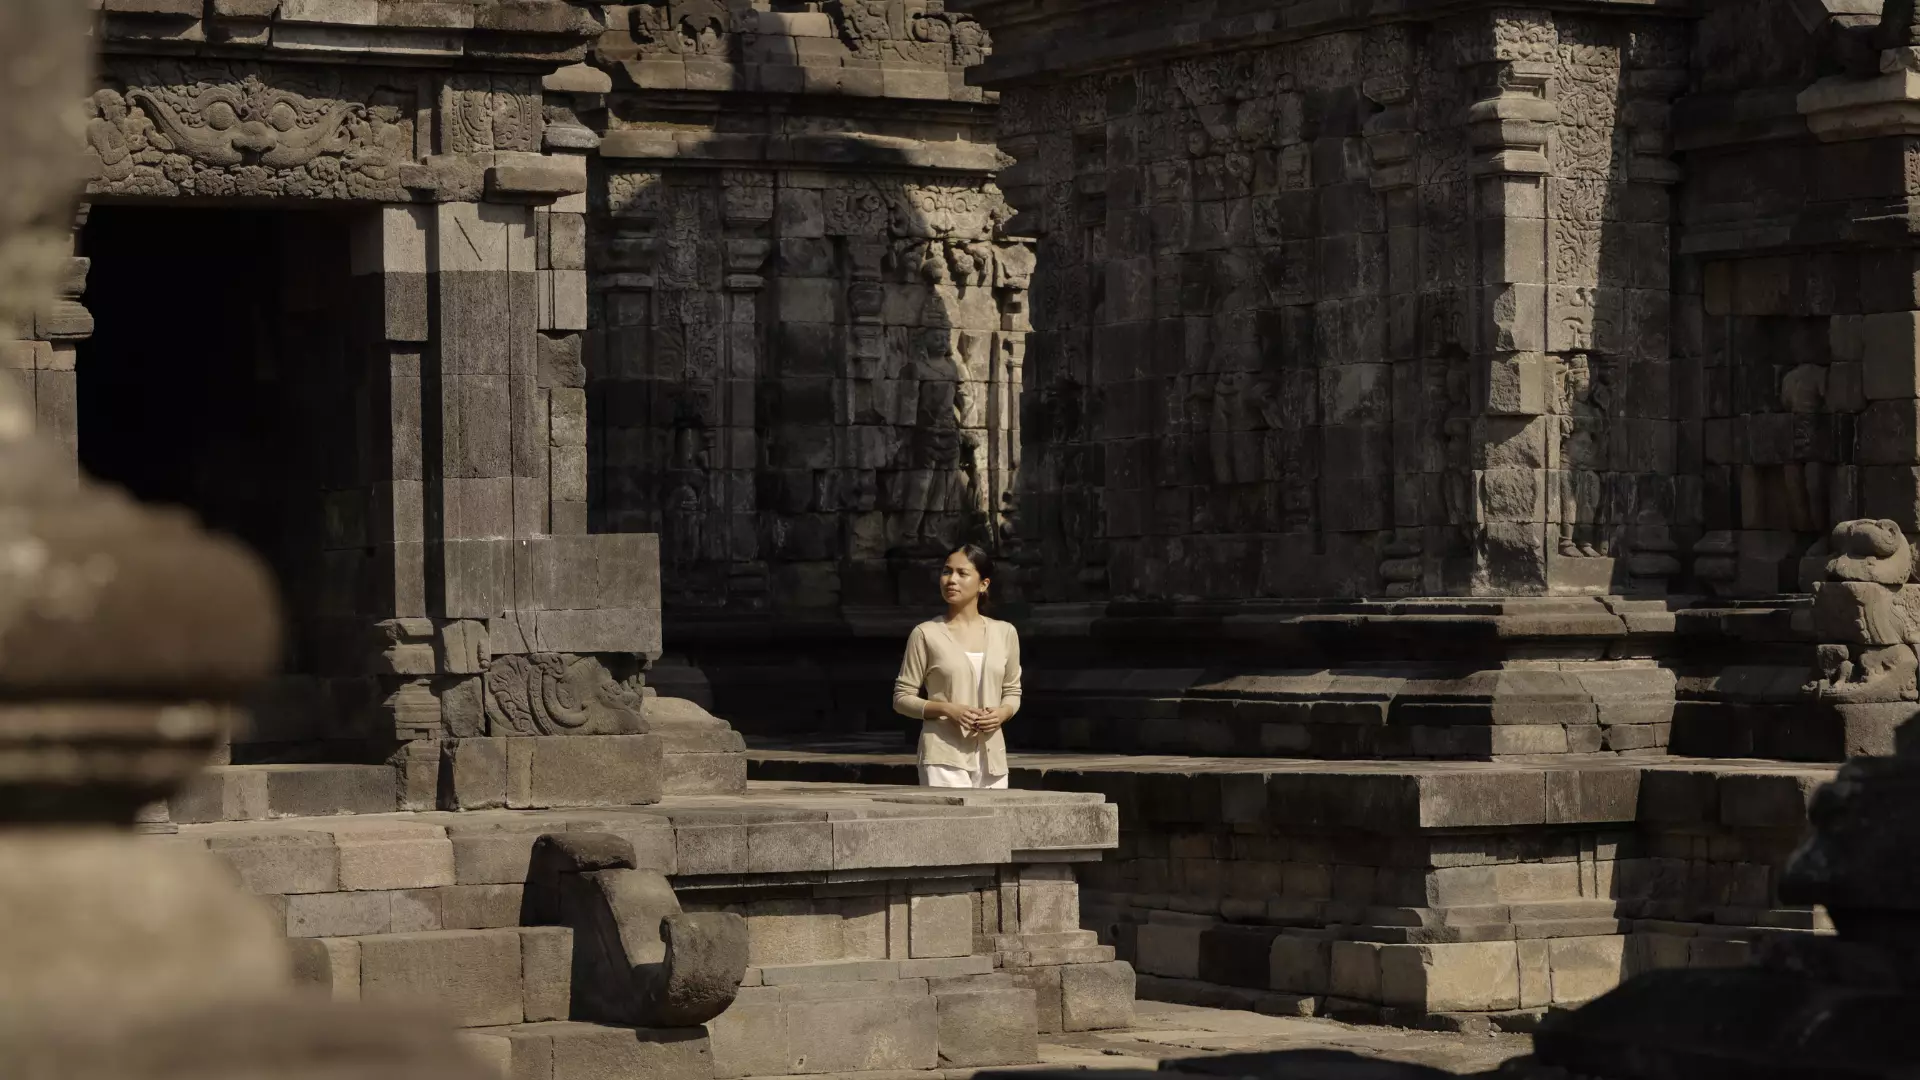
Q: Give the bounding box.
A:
[829,1,991,68]
[87,64,414,200]
[482,653,648,737]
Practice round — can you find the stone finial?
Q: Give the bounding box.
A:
[0,3,282,827]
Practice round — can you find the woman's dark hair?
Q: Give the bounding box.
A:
[947,544,996,612]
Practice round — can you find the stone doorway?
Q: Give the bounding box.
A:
[79,205,368,752]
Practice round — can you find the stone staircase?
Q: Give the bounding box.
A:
[152,772,1130,1080]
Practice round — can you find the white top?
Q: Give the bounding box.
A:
[966,652,986,702]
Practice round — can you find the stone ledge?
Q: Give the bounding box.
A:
[170,788,1117,888]
[747,745,1839,833]
[99,0,602,63]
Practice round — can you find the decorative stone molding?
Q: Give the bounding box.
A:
[1800,63,1920,140]
[86,68,414,201]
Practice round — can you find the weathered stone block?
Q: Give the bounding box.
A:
[1857,400,1920,464]
[444,737,509,811]
[286,890,393,938]
[1008,965,1064,1033]
[442,883,525,930]
[358,929,524,1028]
[1268,932,1332,996]
[704,998,788,1079]
[910,892,975,959]
[207,831,339,895]
[1198,924,1284,988]
[745,898,842,966]
[1547,935,1626,1005]
[1135,921,1204,980]
[334,824,456,891]
[1378,941,1520,1013]
[520,925,572,1022]
[1861,311,1920,399]
[290,936,361,1002]
[937,989,1038,1067]
[1329,940,1382,1001]
[1061,960,1136,1031]
[782,995,938,1073]
[831,814,1008,869]
[508,734,663,810]
[544,1023,712,1080]
[1518,938,1551,1008]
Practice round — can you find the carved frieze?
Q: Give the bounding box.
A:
[829,0,990,68]
[87,63,414,200]
[482,653,648,737]
[632,0,731,56]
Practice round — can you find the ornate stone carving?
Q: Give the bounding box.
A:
[482,653,648,737]
[1806,521,1920,703]
[633,0,731,56]
[829,0,990,68]
[87,66,414,200]
[523,833,747,1027]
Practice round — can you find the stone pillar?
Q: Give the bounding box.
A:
[720,171,772,605]
[349,205,434,626]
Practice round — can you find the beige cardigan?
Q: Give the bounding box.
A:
[892,617,1022,774]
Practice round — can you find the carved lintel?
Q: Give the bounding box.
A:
[87,66,415,201]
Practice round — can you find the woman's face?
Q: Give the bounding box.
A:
[940,551,987,609]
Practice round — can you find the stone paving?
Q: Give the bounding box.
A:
[1023,1002,1527,1076]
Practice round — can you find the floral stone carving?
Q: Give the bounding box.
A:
[482,653,649,737]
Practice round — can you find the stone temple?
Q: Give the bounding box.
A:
[7,0,1920,1077]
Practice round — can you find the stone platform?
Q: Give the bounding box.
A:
[150,778,1134,1080]
[749,738,1835,1028]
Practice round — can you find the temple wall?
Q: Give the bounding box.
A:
[579,2,1033,615]
[986,8,1689,603]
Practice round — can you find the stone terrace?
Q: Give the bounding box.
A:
[751,740,1836,1026]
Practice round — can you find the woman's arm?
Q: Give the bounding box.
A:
[893,625,938,721]
[1000,626,1022,718]
[971,625,1023,733]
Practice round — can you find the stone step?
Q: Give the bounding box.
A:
[462,1021,712,1080]
[171,763,398,823]
[291,926,572,1029]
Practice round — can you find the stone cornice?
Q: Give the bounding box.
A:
[1800,50,1920,140]
[953,0,1700,87]
[95,0,608,70]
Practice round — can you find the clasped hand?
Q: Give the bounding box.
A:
[932,702,1009,736]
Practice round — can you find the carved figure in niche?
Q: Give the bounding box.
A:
[667,479,706,571]
[1554,352,1612,557]
[1251,378,1313,533]
[900,370,978,554]
[829,1,985,66]
[483,653,648,737]
[634,0,730,55]
[1437,352,1473,528]
[1805,520,1920,703]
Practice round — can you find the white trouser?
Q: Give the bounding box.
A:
[920,762,1009,789]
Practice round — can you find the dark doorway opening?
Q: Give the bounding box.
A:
[78,206,359,679]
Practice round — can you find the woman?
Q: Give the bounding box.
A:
[892,544,1022,789]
